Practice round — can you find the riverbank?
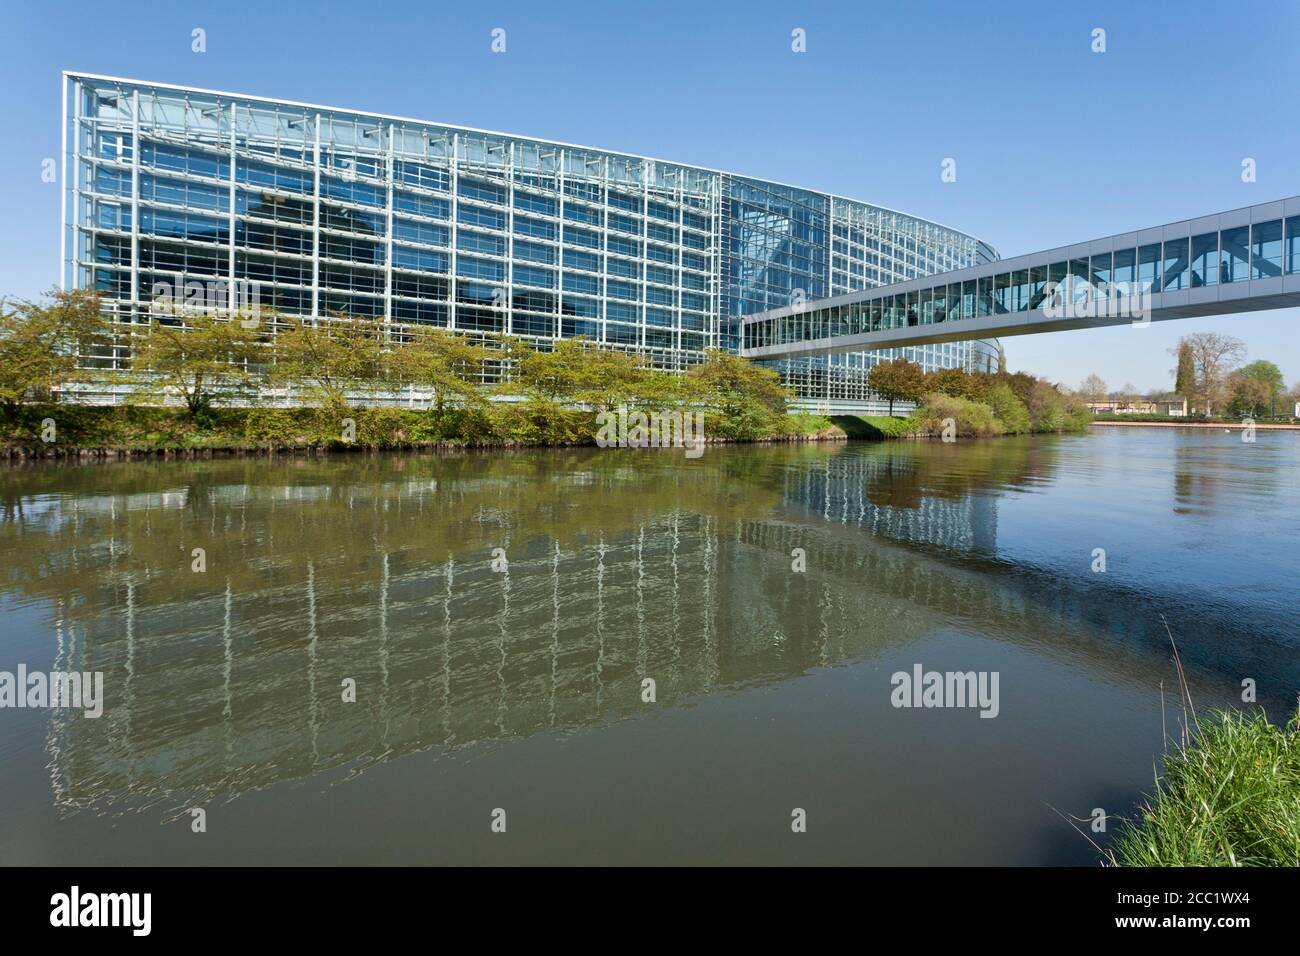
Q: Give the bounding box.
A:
[0,403,844,461]
[1091,419,1300,430]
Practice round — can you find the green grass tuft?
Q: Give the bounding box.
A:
[1109,708,1300,867]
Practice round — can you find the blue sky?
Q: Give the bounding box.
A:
[3,0,1297,393]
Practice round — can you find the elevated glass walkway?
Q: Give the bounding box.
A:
[741,197,1300,360]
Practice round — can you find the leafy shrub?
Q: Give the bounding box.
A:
[914,392,1002,438]
[357,407,412,447]
[1063,402,1093,432]
[492,400,589,445]
[242,408,302,447]
[1027,380,1067,432]
[986,384,1031,434]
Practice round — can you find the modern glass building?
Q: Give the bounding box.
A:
[61,73,1000,412]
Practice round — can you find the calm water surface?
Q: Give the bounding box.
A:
[1,428,1297,864]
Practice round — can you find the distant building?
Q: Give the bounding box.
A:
[1151,396,1188,416]
[1086,396,1187,416]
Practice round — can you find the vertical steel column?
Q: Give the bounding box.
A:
[129,89,140,312]
[673,174,683,362]
[384,123,395,335]
[449,132,459,332]
[310,114,321,320]
[227,102,237,313]
[640,160,649,352]
[711,175,722,351]
[59,76,70,291]
[506,142,515,337]
[557,149,565,334]
[599,156,608,345]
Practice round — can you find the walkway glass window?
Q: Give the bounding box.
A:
[1252,221,1283,278]
[1113,248,1136,297]
[1162,238,1188,291]
[1287,217,1300,274]
[1138,244,1162,293]
[1221,226,1249,283]
[1191,233,1218,286]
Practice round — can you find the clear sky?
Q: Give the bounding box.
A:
[3,0,1296,394]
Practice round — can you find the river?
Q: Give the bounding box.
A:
[1,428,1296,864]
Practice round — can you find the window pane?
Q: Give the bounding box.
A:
[977,276,993,317]
[1013,269,1029,311]
[1089,253,1112,294]
[1251,220,1282,278]
[1048,262,1067,308]
[1029,265,1049,309]
[1221,227,1248,283]
[1191,233,1218,286]
[993,272,1012,313]
[1162,238,1188,290]
[1287,217,1300,274]
[1138,243,1162,292]
[1113,248,1137,296]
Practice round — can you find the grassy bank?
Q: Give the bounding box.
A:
[830,414,920,439]
[1109,707,1300,867]
[1,403,841,458]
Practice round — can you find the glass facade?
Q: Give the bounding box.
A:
[62,74,996,406]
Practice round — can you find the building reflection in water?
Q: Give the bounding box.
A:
[0,440,1291,814]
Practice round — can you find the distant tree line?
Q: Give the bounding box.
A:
[1073,331,1294,420]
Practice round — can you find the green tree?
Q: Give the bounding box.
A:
[507,337,590,403]
[0,289,108,427]
[1174,342,1195,397]
[1026,378,1067,432]
[131,312,263,420]
[1230,360,1285,417]
[574,344,654,412]
[387,326,492,426]
[986,383,1031,433]
[684,349,789,438]
[867,357,925,416]
[924,366,980,400]
[272,314,384,410]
